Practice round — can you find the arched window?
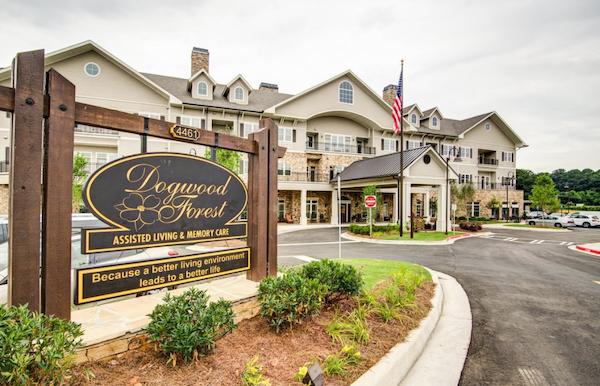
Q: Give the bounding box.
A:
[485,123,491,131]
[234,87,244,101]
[84,62,100,77]
[432,117,438,127]
[339,81,353,104]
[197,81,208,96]
[411,114,417,124]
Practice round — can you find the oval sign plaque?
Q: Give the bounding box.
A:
[81,153,247,253]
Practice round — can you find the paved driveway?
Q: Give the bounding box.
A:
[277,227,600,386]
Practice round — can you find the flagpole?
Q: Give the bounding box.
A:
[399,60,404,238]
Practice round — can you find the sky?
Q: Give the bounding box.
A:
[1,0,599,173]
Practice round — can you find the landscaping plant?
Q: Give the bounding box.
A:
[0,303,86,386]
[145,288,237,365]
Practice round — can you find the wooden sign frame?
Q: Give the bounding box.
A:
[0,49,284,320]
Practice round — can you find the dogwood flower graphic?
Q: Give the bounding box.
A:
[114,193,161,231]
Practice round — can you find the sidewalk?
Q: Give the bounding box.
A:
[570,242,600,256]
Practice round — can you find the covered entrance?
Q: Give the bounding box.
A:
[340,196,351,223]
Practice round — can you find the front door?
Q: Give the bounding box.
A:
[340,203,350,223]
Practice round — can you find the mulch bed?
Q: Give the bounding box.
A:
[68,281,435,386]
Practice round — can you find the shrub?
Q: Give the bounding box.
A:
[145,288,237,364]
[299,259,363,302]
[258,269,327,333]
[459,222,482,231]
[348,224,399,235]
[0,303,85,386]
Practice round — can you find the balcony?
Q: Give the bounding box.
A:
[306,141,376,156]
[470,181,516,190]
[478,158,498,166]
[74,124,119,136]
[278,171,334,183]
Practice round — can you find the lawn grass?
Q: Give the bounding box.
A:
[340,258,432,289]
[371,231,464,241]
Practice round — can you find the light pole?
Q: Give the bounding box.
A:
[505,171,515,222]
[445,146,461,235]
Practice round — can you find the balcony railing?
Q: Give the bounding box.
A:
[306,141,376,156]
[278,171,334,183]
[468,182,516,190]
[478,159,498,166]
[75,124,119,136]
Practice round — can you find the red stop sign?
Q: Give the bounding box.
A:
[365,195,377,208]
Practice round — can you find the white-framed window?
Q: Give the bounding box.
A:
[278,163,292,176]
[197,81,208,96]
[84,62,100,77]
[306,199,318,220]
[278,127,293,142]
[411,114,417,124]
[139,113,160,120]
[326,134,351,152]
[459,147,472,158]
[336,166,346,174]
[234,87,244,101]
[407,140,420,150]
[502,176,515,186]
[416,200,423,217]
[242,122,259,138]
[339,81,353,104]
[432,117,438,127]
[278,200,285,219]
[180,116,202,128]
[460,174,473,184]
[239,159,249,175]
[441,145,459,156]
[383,138,396,151]
[78,152,92,172]
[485,123,491,131]
[502,152,514,162]
[467,202,480,217]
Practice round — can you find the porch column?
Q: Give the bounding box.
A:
[439,184,449,233]
[424,191,430,218]
[403,183,412,225]
[331,190,339,225]
[300,189,308,225]
[393,192,399,223]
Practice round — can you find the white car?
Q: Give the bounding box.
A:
[570,214,600,228]
[527,215,575,228]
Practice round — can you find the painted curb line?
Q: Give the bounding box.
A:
[350,268,444,386]
[570,244,600,257]
[341,232,473,245]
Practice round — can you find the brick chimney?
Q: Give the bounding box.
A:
[191,47,209,76]
[383,84,397,106]
[259,82,279,93]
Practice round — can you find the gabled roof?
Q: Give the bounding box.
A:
[421,107,444,120]
[265,70,392,114]
[335,146,457,182]
[0,40,181,104]
[403,104,423,117]
[143,72,293,112]
[222,74,253,97]
[188,68,217,91]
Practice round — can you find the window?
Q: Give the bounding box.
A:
[306,199,318,220]
[239,159,249,175]
[502,176,515,186]
[234,87,244,101]
[339,81,353,104]
[84,62,100,77]
[460,174,473,184]
[139,113,160,120]
[242,123,259,138]
[278,163,292,176]
[197,81,208,96]
[467,202,480,217]
[325,134,351,152]
[502,152,514,162]
[416,200,423,217]
[411,114,417,124]
[432,117,438,127]
[485,123,491,131]
[278,200,285,219]
[79,152,92,172]
[278,127,293,142]
[407,140,420,150]
[181,116,202,128]
[382,138,396,151]
[306,135,314,149]
[459,147,472,158]
[336,166,346,174]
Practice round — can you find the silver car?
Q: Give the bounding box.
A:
[528,215,575,228]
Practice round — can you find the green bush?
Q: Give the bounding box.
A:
[299,259,363,302]
[0,303,85,386]
[145,288,237,364]
[258,269,326,333]
[348,224,399,235]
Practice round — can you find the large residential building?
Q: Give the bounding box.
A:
[0,41,528,230]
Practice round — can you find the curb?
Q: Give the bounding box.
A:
[350,268,444,386]
[341,232,474,245]
[571,245,600,256]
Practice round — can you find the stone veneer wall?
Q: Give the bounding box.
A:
[0,185,8,215]
[280,152,308,176]
[306,191,332,222]
[452,189,524,218]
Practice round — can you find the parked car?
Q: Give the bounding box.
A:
[570,214,600,228]
[525,211,545,219]
[527,215,575,228]
[548,213,567,218]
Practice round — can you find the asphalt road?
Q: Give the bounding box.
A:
[277,226,600,386]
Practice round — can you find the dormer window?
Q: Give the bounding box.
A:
[432,117,438,127]
[339,81,353,104]
[411,114,417,124]
[234,87,244,101]
[197,81,208,96]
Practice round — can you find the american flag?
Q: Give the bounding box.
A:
[392,67,403,135]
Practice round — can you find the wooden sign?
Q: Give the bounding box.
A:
[81,153,247,253]
[75,247,250,304]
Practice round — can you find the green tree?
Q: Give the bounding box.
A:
[529,174,560,214]
[450,181,475,217]
[72,153,89,212]
[204,147,241,173]
[362,184,382,225]
[517,169,537,197]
